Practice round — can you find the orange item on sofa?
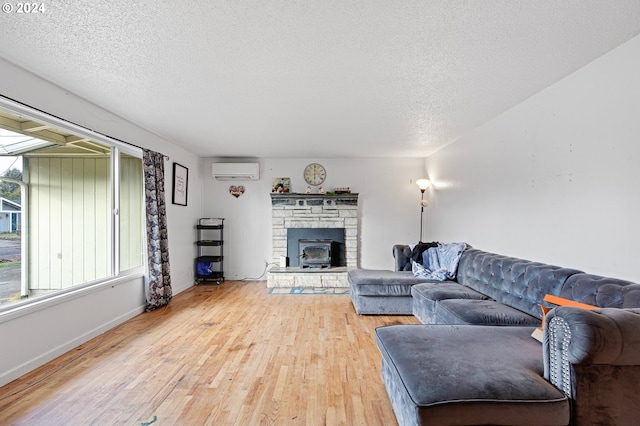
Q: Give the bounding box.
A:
[533,295,599,342]
[543,294,599,310]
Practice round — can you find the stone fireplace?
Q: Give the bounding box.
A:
[268,193,358,288]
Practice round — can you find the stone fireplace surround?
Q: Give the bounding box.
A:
[267,193,358,288]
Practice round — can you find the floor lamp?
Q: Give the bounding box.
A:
[416,179,431,243]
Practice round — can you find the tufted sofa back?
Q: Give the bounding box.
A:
[456,248,583,318]
[559,273,640,308]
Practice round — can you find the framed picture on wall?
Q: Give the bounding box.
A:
[172,163,188,206]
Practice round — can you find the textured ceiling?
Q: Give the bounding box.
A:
[1,1,640,158]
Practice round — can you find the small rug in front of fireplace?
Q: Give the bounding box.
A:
[268,287,350,295]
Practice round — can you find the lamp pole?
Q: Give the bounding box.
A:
[416,179,431,243]
[420,190,425,242]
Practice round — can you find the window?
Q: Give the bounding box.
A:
[0,99,144,311]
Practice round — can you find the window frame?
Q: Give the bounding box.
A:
[0,96,146,320]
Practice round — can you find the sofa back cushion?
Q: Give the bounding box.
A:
[559,274,640,308]
[457,249,583,318]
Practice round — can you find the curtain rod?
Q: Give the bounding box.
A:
[0,94,170,161]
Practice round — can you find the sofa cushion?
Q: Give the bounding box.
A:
[456,248,583,318]
[411,282,489,324]
[375,324,569,425]
[348,269,434,297]
[436,299,542,326]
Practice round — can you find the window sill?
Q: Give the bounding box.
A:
[0,268,145,324]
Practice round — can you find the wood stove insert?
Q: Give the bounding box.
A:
[299,239,332,268]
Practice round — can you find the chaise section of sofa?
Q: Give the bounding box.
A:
[375,324,570,425]
[348,245,450,315]
[376,306,640,425]
[348,269,430,315]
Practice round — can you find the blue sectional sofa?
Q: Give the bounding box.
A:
[354,245,640,425]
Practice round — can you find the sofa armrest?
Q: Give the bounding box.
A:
[544,307,640,371]
[393,244,412,272]
[543,307,640,424]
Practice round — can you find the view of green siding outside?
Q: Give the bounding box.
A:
[120,154,144,271]
[27,154,143,291]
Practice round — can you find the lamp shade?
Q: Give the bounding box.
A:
[416,179,431,191]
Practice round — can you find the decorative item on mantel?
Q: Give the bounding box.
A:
[334,187,351,194]
[272,177,291,193]
[318,186,325,194]
[305,186,312,194]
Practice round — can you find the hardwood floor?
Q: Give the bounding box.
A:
[0,281,418,425]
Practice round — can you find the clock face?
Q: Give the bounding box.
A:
[304,163,326,186]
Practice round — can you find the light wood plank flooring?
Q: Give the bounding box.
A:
[0,281,418,425]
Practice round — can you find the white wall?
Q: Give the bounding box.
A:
[202,157,426,278]
[0,58,203,386]
[425,35,640,282]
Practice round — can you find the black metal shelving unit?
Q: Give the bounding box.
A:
[195,218,224,284]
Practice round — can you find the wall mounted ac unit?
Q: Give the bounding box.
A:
[212,162,260,181]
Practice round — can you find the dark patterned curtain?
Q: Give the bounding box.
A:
[143,149,172,311]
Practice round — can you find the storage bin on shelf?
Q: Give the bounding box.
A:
[195,218,224,284]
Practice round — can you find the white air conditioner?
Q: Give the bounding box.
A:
[212,162,260,181]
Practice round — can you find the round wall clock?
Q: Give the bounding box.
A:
[303,163,326,186]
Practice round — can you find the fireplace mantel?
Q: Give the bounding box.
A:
[268,192,359,288]
[270,193,358,205]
